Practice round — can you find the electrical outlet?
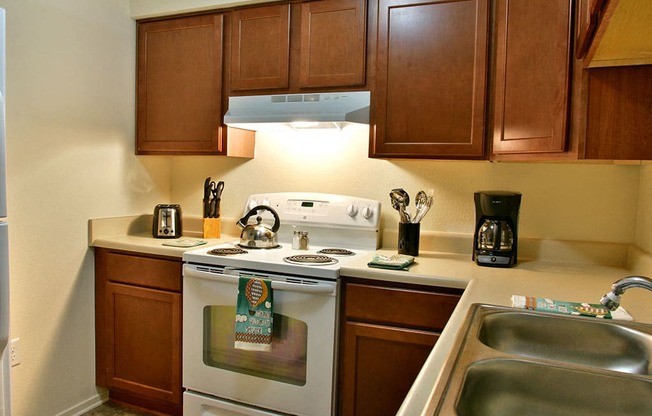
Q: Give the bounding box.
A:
[10,338,20,367]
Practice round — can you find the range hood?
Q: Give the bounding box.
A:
[224,91,370,131]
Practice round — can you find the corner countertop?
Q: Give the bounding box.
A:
[340,249,652,416]
[89,215,652,416]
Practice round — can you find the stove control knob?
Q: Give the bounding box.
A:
[361,206,374,220]
[346,204,359,218]
[247,199,258,211]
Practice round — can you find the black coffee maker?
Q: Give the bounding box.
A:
[473,191,522,267]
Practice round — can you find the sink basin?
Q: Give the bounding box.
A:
[432,304,652,415]
[478,311,652,374]
[456,359,652,416]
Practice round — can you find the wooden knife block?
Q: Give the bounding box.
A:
[203,218,221,239]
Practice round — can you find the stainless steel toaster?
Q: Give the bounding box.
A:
[152,204,182,238]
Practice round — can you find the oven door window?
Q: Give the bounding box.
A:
[203,305,307,386]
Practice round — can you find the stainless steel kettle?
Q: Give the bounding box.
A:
[236,205,281,249]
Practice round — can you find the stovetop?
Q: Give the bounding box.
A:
[183,241,368,280]
[183,192,381,280]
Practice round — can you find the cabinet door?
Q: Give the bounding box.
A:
[585,65,652,160]
[298,0,367,88]
[576,0,608,59]
[370,0,489,158]
[137,14,224,154]
[105,282,182,409]
[230,4,290,91]
[339,321,439,416]
[492,0,572,155]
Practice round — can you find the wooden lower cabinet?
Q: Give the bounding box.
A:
[338,278,463,416]
[95,248,183,415]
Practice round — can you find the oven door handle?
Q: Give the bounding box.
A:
[184,266,337,295]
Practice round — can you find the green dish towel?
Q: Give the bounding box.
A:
[368,254,415,270]
[235,276,274,351]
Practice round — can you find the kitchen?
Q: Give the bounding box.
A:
[1,0,651,415]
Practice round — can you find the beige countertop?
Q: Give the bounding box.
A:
[341,249,652,416]
[89,215,652,416]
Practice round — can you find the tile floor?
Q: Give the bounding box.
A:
[80,401,160,416]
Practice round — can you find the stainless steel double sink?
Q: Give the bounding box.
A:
[433,304,652,415]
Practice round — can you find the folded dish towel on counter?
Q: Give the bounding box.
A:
[367,254,415,270]
[161,239,207,248]
[511,295,633,321]
[235,276,274,352]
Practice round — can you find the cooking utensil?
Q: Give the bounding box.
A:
[236,205,281,248]
[413,189,433,223]
[390,188,411,223]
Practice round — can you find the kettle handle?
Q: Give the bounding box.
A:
[237,205,281,232]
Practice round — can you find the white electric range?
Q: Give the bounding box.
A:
[182,192,381,416]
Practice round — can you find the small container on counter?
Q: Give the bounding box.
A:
[398,222,420,256]
[292,230,309,250]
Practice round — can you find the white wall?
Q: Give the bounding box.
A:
[171,128,641,244]
[3,0,170,414]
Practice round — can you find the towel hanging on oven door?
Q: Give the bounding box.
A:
[235,276,274,352]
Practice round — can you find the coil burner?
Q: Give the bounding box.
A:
[284,254,338,266]
[208,247,248,256]
[317,248,355,256]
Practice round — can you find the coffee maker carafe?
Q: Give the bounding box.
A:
[473,191,521,267]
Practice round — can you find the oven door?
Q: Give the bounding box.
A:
[183,264,338,416]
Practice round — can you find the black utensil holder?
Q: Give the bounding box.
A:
[398,222,420,256]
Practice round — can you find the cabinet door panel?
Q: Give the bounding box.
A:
[105,282,182,405]
[585,65,652,160]
[339,322,439,416]
[299,0,367,88]
[371,0,488,158]
[345,282,460,330]
[230,4,290,91]
[137,15,224,154]
[492,0,572,154]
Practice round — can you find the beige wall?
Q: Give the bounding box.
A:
[4,0,170,414]
[1,0,649,415]
[636,163,652,253]
[171,128,642,244]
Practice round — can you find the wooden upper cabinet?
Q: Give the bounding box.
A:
[370,0,489,159]
[298,0,367,88]
[491,0,572,156]
[585,65,652,160]
[229,0,367,93]
[137,15,224,154]
[230,4,291,91]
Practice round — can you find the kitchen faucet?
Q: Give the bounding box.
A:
[600,275,652,310]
